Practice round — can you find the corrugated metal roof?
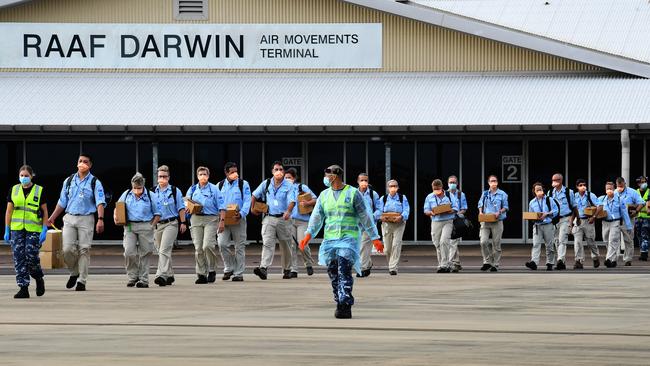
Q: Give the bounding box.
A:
[1,72,650,128]
[411,0,650,64]
[344,0,650,77]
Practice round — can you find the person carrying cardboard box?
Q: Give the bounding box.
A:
[285,167,317,277]
[477,175,509,272]
[423,179,459,273]
[186,166,226,284]
[525,183,559,271]
[115,173,161,288]
[569,178,601,269]
[216,162,251,282]
[250,161,293,280]
[152,165,187,287]
[379,179,410,275]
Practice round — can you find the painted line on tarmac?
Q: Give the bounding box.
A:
[1,321,649,338]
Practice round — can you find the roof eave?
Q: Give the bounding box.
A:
[341,0,650,78]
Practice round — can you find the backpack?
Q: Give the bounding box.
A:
[258,179,272,203]
[548,187,574,211]
[545,196,561,225]
[120,189,155,221]
[382,192,403,210]
[218,179,245,200]
[64,173,110,205]
[358,186,377,212]
[153,185,179,208]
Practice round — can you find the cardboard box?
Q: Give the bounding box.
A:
[224,204,241,226]
[252,201,268,214]
[381,212,402,223]
[114,201,127,226]
[522,212,542,221]
[628,204,639,215]
[40,250,65,269]
[432,203,453,215]
[184,198,203,215]
[42,229,62,251]
[584,206,607,219]
[478,213,498,223]
[297,192,314,215]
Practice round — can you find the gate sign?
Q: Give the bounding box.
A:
[282,157,303,167]
[502,155,522,183]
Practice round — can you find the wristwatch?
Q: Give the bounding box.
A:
[97,217,104,221]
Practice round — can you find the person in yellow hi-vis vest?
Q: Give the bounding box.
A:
[4,165,49,299]
[300,165,383,319]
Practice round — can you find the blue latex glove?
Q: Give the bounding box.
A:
[3,227,10,243]
[39,226,48,244]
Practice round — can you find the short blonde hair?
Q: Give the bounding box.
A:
[131,172,145,188]
[157,165,170,174]
[196,166,210,176]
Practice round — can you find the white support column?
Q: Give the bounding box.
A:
[621,129,630,184]
[152,142,158,185]
[385,142,391,194]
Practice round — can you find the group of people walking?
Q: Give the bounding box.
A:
[4,153,650,318]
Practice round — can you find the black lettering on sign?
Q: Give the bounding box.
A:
[141,35,161,58]
[121,35,139,58]
[23,34,41,57]
[89,35,105,57]
[44,34,64,57]
[164,35,182,58]
[66,34,86,57]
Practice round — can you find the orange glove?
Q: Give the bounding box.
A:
[299,233,312,252]
[372,239,384,253]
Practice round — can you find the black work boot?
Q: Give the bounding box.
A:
[555,260,566,270]
[335,304,352,319]
[222,271,234,281]
[525,261,537,270]
[253,267,267,280]
[14,286,29,299]
[195,274,208,284]
[35,277,45,296]
[593,258,600,268]
[66,275,79,289]
[640,252,648,261]
[306,266,314,276]
[282,270,291,279]
[207,271,217,283]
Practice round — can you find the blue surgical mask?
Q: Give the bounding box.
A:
[19,176,31,185]
[323,176,332,188]
[449,183,457,191]
[641,183,648,190]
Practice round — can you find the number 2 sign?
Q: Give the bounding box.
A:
[502,156,522,183]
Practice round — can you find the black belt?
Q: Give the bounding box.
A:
[535,222,551,226]
[128,220,150,223]
[560,214,572,218]
[67,213,91,216]
[268,214,283,218]
[604,219,618,222]
[158,217,178,224]
[579,216,589,219]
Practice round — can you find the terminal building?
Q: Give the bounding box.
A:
[0,0,648,244]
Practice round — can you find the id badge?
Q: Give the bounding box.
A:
[274,199,279,206]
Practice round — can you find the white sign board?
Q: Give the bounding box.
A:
[0,23,382,69]
[502,155,522,183]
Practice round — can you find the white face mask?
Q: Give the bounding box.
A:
[285,178,295,185]
[273,170,284,179]
[228,172,239,181]
[552,181,561,188]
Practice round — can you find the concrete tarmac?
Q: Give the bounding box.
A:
[1,272,649,366]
